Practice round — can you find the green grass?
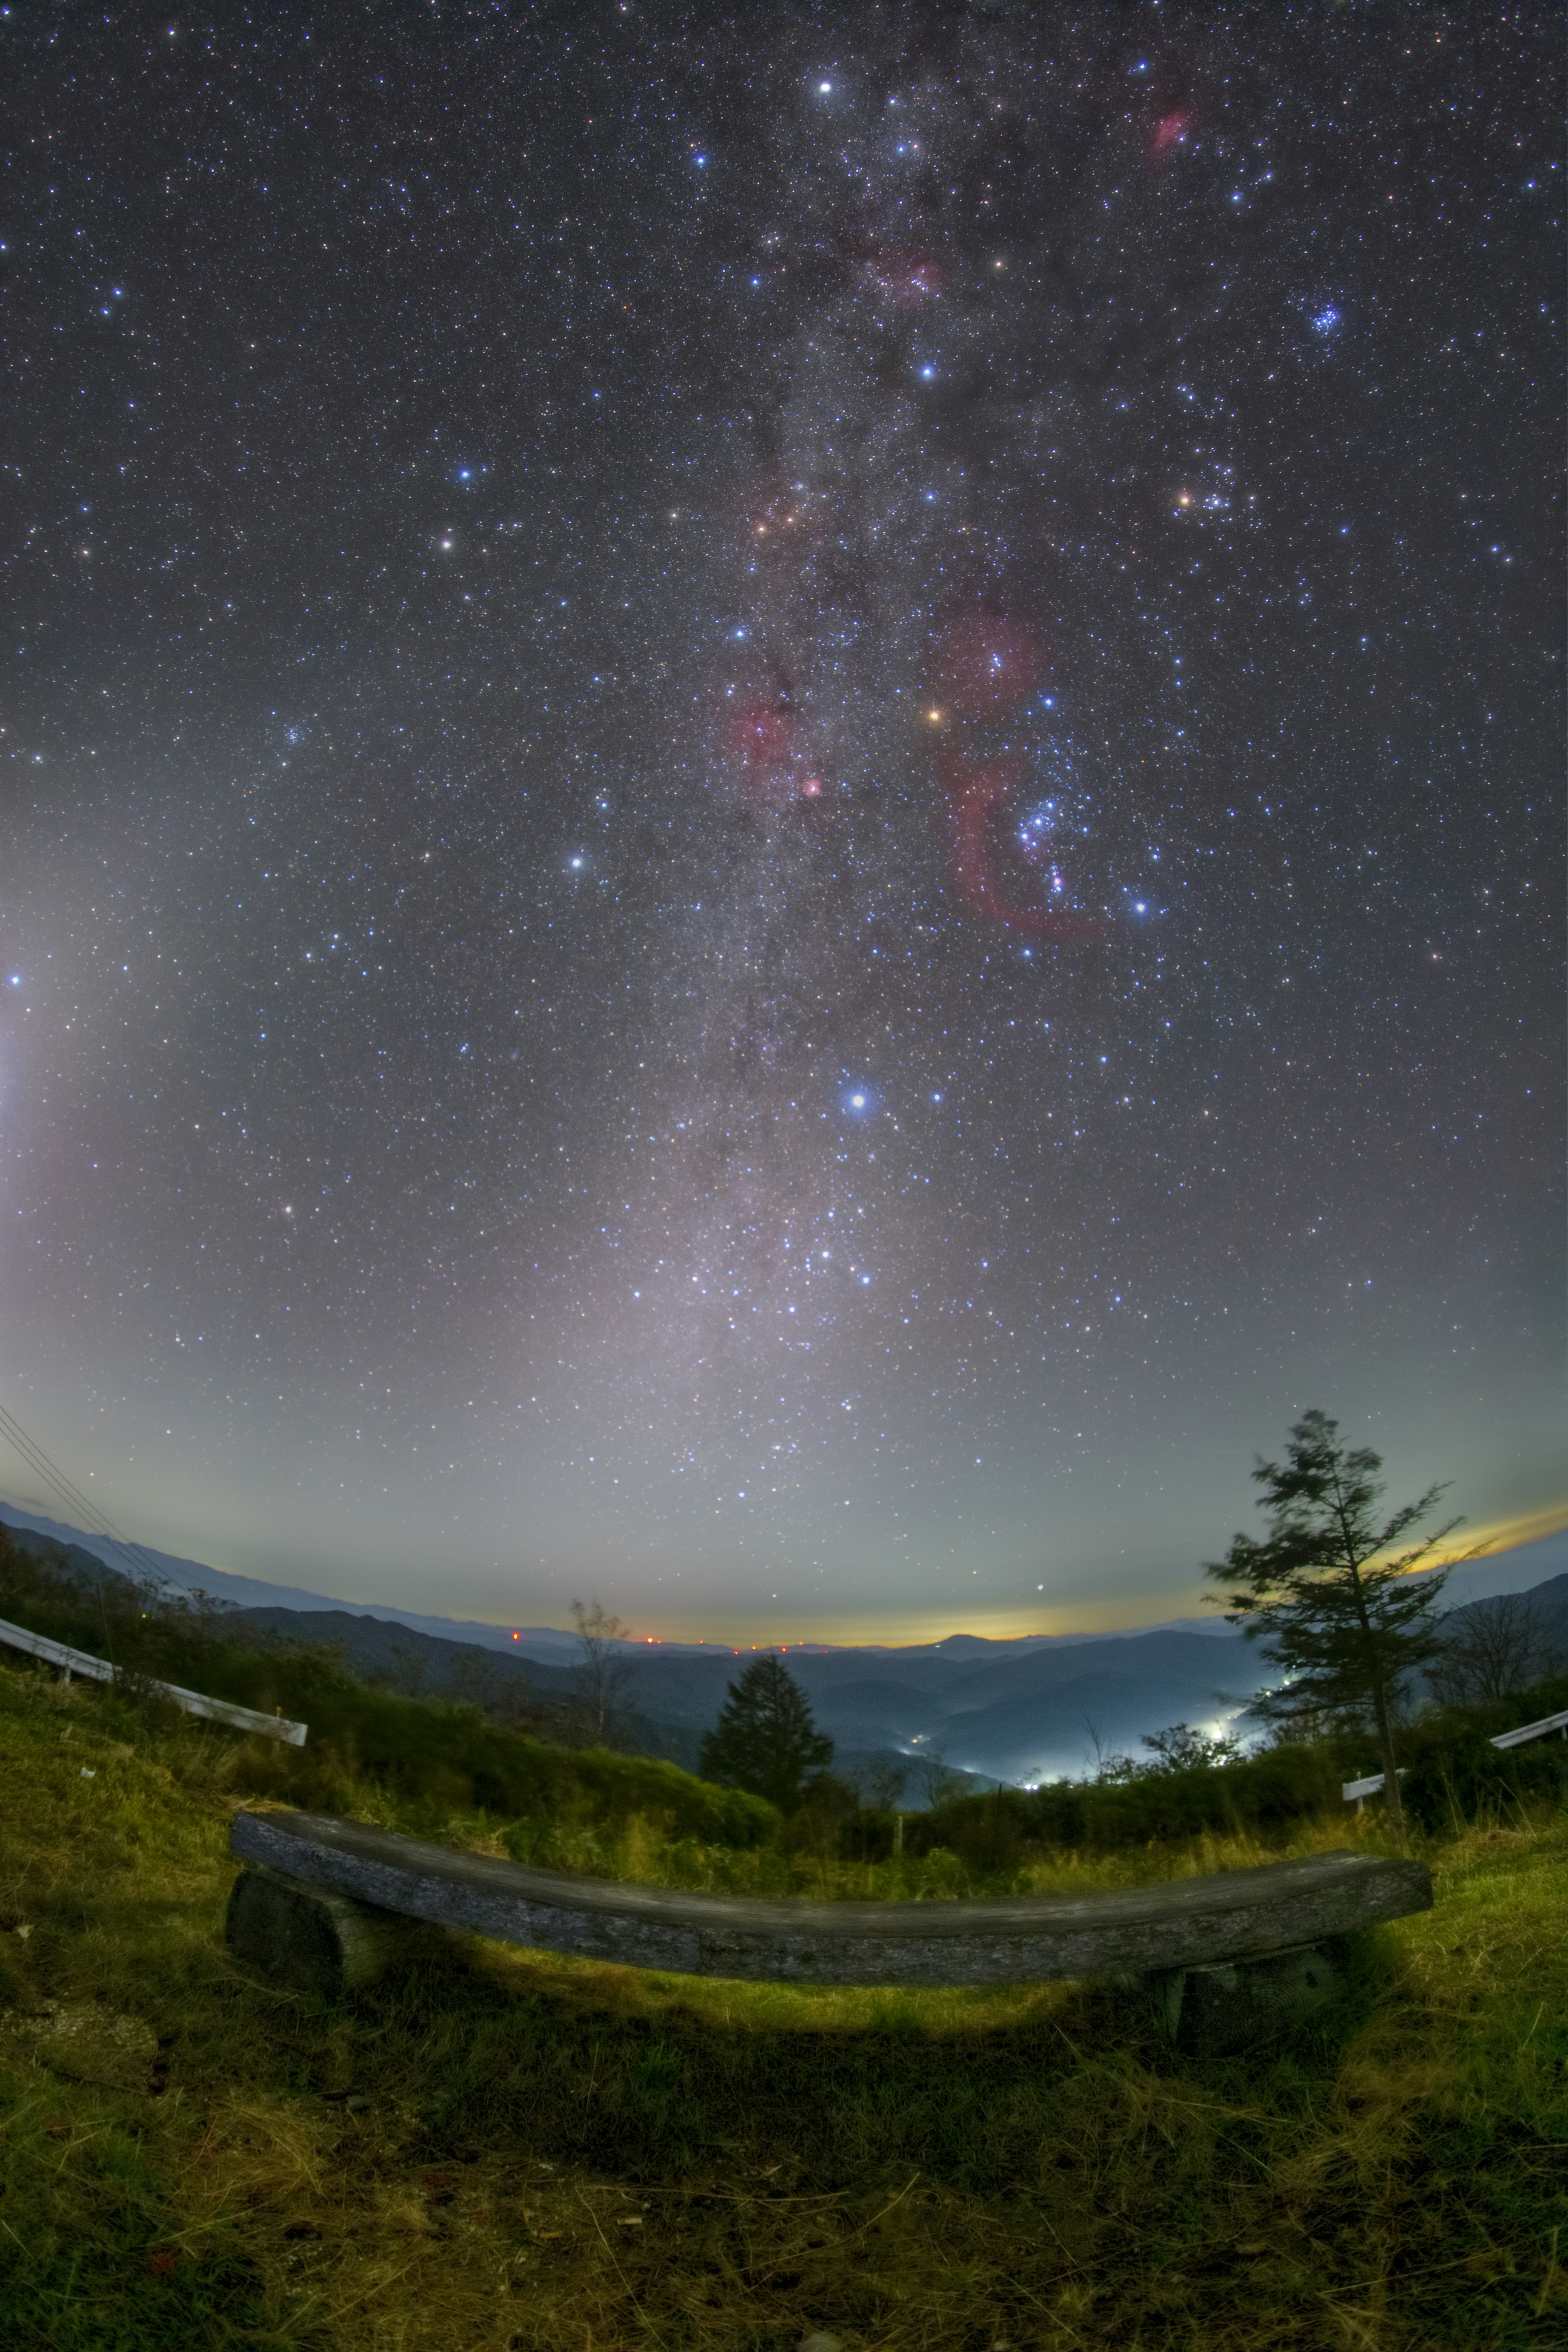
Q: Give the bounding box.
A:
[2,1654,1565,2351]
[0,1526,778,1853]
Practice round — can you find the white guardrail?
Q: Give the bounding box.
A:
[0,1614,308,1746]
[1344,1708,1568,1804]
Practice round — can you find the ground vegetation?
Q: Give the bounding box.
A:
[1,1644,1563,2352]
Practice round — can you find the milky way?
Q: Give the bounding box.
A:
[1,9,1561,1637]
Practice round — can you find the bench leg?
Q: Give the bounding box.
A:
[1147,1942,1346,2058]
[225,1865,396,1998]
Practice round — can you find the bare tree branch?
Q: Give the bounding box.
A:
[1428,1590,1564,1707]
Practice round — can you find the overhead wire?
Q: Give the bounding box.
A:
[0,1403,183,1663]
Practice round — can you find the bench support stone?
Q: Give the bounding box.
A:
[1147,1940,1347,2058]
[226,1865,396,1999]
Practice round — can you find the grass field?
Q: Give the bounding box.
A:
[1,1655,1564,2351]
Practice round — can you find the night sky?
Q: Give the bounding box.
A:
[2,6,1562,1644]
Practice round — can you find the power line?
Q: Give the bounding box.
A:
[0,1403,175,1606]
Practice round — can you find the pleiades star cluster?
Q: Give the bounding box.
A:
[1,7,1561,1637]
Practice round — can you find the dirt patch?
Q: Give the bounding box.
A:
[1,1999,160,2094]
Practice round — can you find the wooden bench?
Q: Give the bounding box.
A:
[227,1808,1432,2055]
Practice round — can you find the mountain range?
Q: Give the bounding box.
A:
[2,1501,1564,1791]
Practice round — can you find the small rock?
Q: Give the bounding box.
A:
[79,1767,96,1780]
[799,2336,844,2352]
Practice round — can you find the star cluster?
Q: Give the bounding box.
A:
[1,8,1561,1636]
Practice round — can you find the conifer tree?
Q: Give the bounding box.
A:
[1205,1408,1459,1827]
[699,1654,833,1813]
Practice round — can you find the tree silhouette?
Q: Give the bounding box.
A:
[1205,1408,1459,1828]
[568,1598,633,1746]
[1140,1721,1245,1774]
[699,1654,833,1813]
[1427,1590,1564,1707]
[913,1744,967,1808]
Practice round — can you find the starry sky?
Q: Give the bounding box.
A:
[2,5,1562,1646]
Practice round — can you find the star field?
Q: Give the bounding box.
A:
[1,7,1561,1639]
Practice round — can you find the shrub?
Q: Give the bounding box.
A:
[904,1742,1348,1863]
[1398,1676,1568,1834]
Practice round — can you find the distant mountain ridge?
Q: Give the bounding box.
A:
[4,1502,1564,1788]
[0,1499,1249,1655]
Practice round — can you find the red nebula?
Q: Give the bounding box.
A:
[934,614,1046,719]
[729,702,794,766]
[1149,109,1192,159]
[799,775,824,798]
[863,250,944,305]
[941,755,1104,941]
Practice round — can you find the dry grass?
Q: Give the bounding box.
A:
[1,1655,1564,2350]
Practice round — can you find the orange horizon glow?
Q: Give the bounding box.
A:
[481,1502,1568,1652]
[31,1490,1555,1660]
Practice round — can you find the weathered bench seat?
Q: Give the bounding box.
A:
[228,1807,1431,2049]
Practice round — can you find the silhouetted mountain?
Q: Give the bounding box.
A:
[6,1503,1565,1791]
[225,1605,573,1702]
[1442,1571,1568,1646]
